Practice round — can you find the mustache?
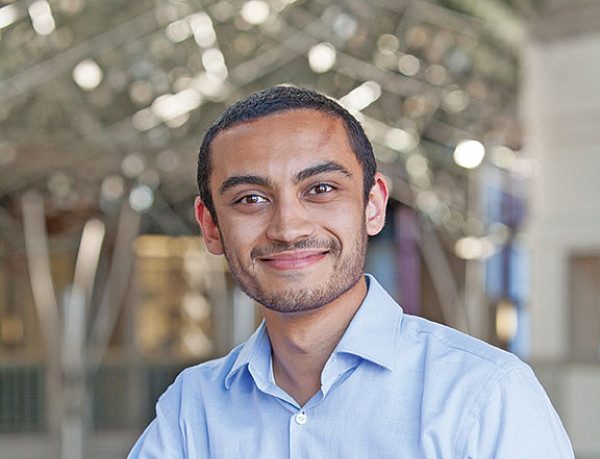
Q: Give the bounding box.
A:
[251,238,340,259]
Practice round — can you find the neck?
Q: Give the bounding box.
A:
[262,276,368,406]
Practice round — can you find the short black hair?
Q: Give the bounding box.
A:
[196,85,377,219]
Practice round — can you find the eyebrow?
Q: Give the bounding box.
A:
[293,161,353,183]
[219,175,274,195]
[218,161,353,195]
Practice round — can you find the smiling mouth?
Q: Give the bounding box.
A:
[259,250,330,271]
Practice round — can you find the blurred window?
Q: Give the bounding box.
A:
[570,254,600,360]
[132,235,218,360]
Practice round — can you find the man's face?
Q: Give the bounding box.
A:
[196,108,387,314]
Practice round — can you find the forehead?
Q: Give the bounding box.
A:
[209,108,359,180]
[211,109,359,175]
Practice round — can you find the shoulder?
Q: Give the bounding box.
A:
[397,315,572,457]
[400,313,525,373]
[397,314,531,425]
[158,342,246,408]
[396,313,531,408]
[127,346,250,457]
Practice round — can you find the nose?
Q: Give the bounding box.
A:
[266,195,315,243]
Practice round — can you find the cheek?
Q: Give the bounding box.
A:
[313,203,365,234]
[219,216,266,253]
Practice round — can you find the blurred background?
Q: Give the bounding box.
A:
[0,0,598,457]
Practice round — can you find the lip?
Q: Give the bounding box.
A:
[258,250,329,271]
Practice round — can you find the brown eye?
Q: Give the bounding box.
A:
[310,183,334,195]
[238,194,267,204]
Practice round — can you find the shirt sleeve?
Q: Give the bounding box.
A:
[461,365,574,459]
[127,377,185,459]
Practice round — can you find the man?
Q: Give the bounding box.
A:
[129,86,573,458]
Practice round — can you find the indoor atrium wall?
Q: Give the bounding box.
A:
[524,1,600,456]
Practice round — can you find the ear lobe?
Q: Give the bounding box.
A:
[365,173,389,236]
[194,197,224,255]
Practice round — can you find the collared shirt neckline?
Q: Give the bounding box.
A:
[224,274,404,390]
[333,274,403,371]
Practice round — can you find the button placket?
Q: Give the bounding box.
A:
[289,409,307,459]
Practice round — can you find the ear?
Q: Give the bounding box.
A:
[195,197,224,255]
[365,172,389,236]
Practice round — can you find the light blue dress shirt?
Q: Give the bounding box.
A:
[128,275,573,458]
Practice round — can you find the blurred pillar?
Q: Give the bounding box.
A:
[21,191,61,434]
[396,206,420,315]
[61,286,87,459]
[464,169,488,341]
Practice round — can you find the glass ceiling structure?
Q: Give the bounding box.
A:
[0,0,527,238]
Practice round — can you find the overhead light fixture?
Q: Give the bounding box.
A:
[28,0,55,35]
[188,12,216,47]
[453,140,485,169]
[0,4,20,30]
[339,81,381,113]
[455,236,495,260]
[308,42,336,74]
[398,54,420,77]
[443,89,470,113]
[72,59,104,91]
[132,108,160,132]
[384,128,417,152]
[151,89,202,122]
[241,0,270,25]
[454,236,482,260]
[195,72,227,100]
[202,48,228,79]
[376,34,399,55]
[129,185,154,212]
[165,19,192,43]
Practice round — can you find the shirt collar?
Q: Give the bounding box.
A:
[333,274,403,371]
[224,274,404,389]
[225,321,269,389]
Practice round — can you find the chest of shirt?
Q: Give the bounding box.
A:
[179,364,467,459]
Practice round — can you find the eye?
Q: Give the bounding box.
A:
[308,183,335,195]
[236,194,268,205]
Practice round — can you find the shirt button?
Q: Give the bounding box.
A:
[295,412,307,425]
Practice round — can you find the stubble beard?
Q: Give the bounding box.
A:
[222,227,368,314]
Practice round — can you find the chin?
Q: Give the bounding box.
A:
[253,274,362,314]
